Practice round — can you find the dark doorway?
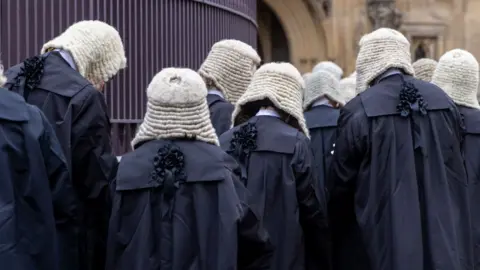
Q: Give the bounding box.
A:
[257,1,290,63]
[414,42,428,61]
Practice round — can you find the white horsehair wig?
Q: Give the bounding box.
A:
[0,63,6,87]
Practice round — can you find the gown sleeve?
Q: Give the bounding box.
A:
[229,162,274,270]
[106,189,152,270]
[292,136,332,270]
[237,202,274,270]
[38,108,79,267]
[71,89,118,201]
[38,107,77,223]
[328,107,366,233]
[71,89,119,267]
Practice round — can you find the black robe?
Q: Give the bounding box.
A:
[207,93,234,136]
[220,115,331,270]
[0,88,74,270]
[329,74,473,270]
[304,105,339,199]
[106,139,273,270]
[458,105,480,269]
[5,52,118,270]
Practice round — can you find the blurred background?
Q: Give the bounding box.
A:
[0,0,473,154]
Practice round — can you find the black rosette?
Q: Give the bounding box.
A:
[228,123,258,183]
[22,55,45,91]
[10,55,46,100]
[150,143,187,218]
[396,80,428,117]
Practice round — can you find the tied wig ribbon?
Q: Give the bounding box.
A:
[149,143,187,219]
[11,55,46,101]
[396,78,428,117]
[228,123,258,184]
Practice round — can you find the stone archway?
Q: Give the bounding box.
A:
[257,1,290,63]
[258,0,328,73]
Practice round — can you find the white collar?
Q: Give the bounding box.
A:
[256,108,281,118]
[208,89,225,99]
[54,49,77,70]
[312,97,332,108]
[374,69,403,85]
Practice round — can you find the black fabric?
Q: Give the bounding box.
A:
[106,139,273,270]
[207,93,234,136]
[458,105,480,269]
[5,52,118,270]
[220,116,331,270]
[0,88,74,270]
[304,105,340,199]
[329,74,473,270]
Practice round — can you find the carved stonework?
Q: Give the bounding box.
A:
[303,0,331,21]
[367,0,404,30]
[321,0,331,17]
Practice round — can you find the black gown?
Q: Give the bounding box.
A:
[0,88,74,270]
[458,105,480,269]
[329,74,473,270]
[220,115,331,270]
[106,139,273,270]
[304,105,340,199]
[5,52,118,270]
[207,93,234,136]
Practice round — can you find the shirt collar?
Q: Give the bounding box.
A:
[373,68,403,85]
[54,49,77,70]
[312,97,332,108]
[208,89,225,99]
[256,108,281,118]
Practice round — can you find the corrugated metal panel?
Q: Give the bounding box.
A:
[0,0,257,155]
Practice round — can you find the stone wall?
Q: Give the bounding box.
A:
[333,0,473,74]
[263,0,478,75]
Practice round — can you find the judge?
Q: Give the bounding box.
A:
[107,68,273,270]
[5,20,126,270]
[432,49,480,268]
[303,70,344,199]
[329,28,472,270]
[199,39,261,136]
[220,62,331,270]
[0,61,73,270]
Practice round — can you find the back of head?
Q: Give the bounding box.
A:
[338,76,357,103]
[132,68,219,148]
[232,62,309,136]
[312,61,343,80]
[432,49,480,109]
[413,58,437,82]
[41,20,127,87]
[303,70,343,110]
[356,28,414,93]
[198,39,261,104]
